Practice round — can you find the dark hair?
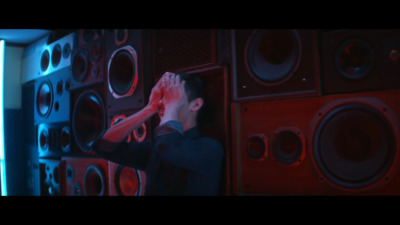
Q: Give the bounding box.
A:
[176,72,216,131]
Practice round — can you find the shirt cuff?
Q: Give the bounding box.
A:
[154,120,184,138]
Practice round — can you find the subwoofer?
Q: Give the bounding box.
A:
[231,29,320,102]
[69,29,106,91]
[71,88,106,154]
[320,29,400,94]
[105,29,152,113]
[231,89,400,195]
[108,161,146,196]
[34,67,72,125]
[61,156,109,196]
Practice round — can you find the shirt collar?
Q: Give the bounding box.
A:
[184,126,201,138]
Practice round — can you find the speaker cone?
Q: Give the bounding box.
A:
[60,126,71,153]
[114,165,141,196]
[72,49,89,82]
[72,90,106,152]
[84,164,107,196]
[246,30,300,85]
[336,39,374,79]
[41,49,50,72]
[52,43,61,67]
[36,81,53,117]
[271,128,305,165]
[246,135,267,160]
[313,101,396,190]
[108,46,138,98]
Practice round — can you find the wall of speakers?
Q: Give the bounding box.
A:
[320,29,400,94]
[105,29,153,113]
[231,89,400,195]
[37,122,71,158]
[231,29,320,102]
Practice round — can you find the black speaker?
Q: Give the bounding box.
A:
[69,29,107,91]
[105,29,153,113]
[231,29,320,102]
[34,67,72,125]
[71,88,107,154]
[320,29,400,94]
[61,156,109,196]
[37,122,72,158]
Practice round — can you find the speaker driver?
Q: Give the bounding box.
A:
[36,81,53,117]
[52,43,62,67]
[72,90,106,152]
[114,165,141,196]
[246,30,301,85]
[246,135,268,160]
[271,127,305,166]
[313,101,397,190]
[84,164,107,196]
[72,49,89,83]
[60,126,71,153]
[41,49,50,72]
[336,39,374,80]
[107,46,138,98]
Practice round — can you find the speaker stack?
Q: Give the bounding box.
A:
[230,29,400,195]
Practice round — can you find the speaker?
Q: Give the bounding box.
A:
[69,29,107,91]
[105,29,153,113]
[61,156,109,196]
[231,89,400,195]
[21,32,76,84]
[108,161,146,196]
[320,29,400,94]
[39,159,62,196]
[34,67,72,125]
[37,122,72,158]
[152,29,220,78]
[107,108,152,143]
[231,29,320,102]
[71,88,107,154]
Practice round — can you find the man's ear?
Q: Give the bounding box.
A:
[190,98,204,112]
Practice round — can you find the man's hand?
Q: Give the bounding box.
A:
[159,73,186,125]
[147,72,169,114]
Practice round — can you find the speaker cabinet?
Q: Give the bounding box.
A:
[21,32,76,84]
[61,156,109,196]
[105,29,153,113]
[37,122,71,158]
[69,29,107,91]
[34,67,72,125]
[231,29,320,102]
[152,29,219,78]
[231,89,400,195]
[71,88,107,154]
[320,29,400,94]
[108,161,146,196]
[39,159,62,196]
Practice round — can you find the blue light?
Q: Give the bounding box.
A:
[0,39,6,196]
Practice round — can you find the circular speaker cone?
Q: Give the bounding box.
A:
[313,102,396,189]
[41,49,50,72]
[63,43,71,59]
[115,165,140,196]
[36,81,53,117]
[60,126,71,153]
[39,128,49,151]
[72,49,89,82]
[246,30,300,84]
[72,90,106,152]
[84,164,106,196]
[336,39,374,79]
[271,130,304,165]
[246,135,267,160]
[133,123,147,142]
[108,46,138,97]
[52,43,62,67]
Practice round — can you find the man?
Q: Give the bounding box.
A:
[92,72,224,195]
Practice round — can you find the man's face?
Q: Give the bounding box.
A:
[158,86,191,123]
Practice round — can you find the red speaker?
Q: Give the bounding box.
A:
[37,122,71,158]
[231,29,320,102]
[39,159,62,196]
[61,156,109,196]
[105,29,153,113]
[34,67,72,125]
[320,29,400,94]
[231,89,400,195]
[108,161,146,196]
[69,29,107,91]
[152,29,220,78]
[71,88,107,154]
